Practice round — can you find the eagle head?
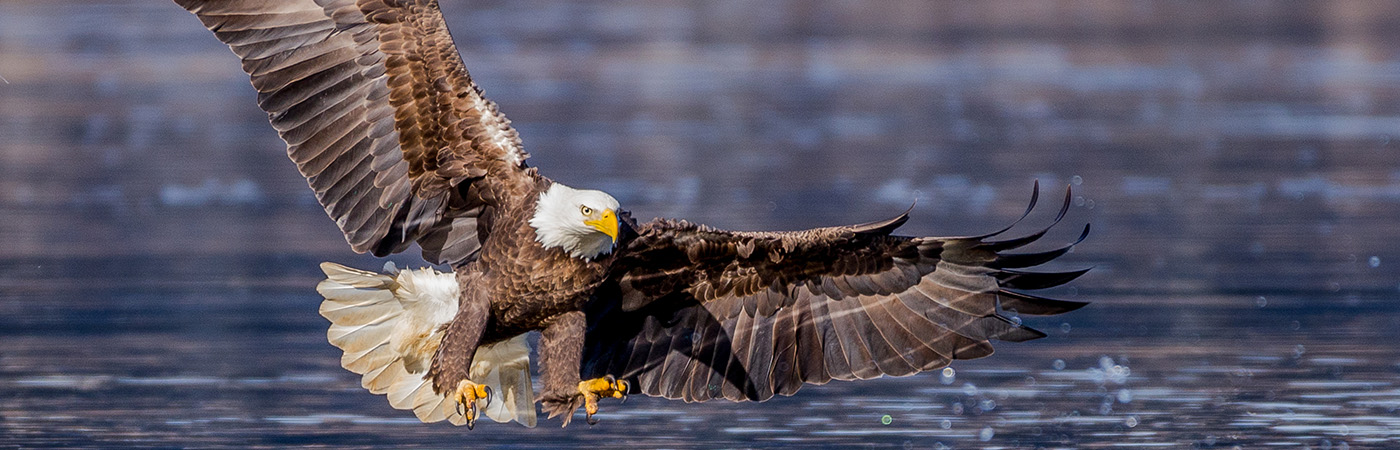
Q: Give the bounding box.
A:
[529,183,621,261]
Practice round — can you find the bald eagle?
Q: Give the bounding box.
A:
[175,0,1090,428]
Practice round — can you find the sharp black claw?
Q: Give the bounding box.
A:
[483,385,494,406]
[587,414,599,426]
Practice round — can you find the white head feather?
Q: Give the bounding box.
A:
[529,183,621,260]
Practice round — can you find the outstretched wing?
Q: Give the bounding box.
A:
[175,0,531,265]
[583,183,1090,402]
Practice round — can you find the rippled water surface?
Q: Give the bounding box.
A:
[7,289,1399,448]
[4,1,1400,448]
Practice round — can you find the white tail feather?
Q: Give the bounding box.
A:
[473,334,534,426]
[317,262,537,427]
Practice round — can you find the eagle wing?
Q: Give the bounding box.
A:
[583,183,1090,402]
[175,0,530,265]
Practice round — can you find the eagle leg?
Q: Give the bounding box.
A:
[577,375,628,425]
[451,380,493,430]
[428,272,492,428]
[538,311,628,426]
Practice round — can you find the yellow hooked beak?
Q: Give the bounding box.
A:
[584,209,619,243]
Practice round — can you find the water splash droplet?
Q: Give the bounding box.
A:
[1071,175,1083,186]
[1060,323,1072,333]
[978,426,995,441]
[1052,359,1066,370]
[940,419,952,429]
[1125,416,1139,428]
[1255,296,1267,308]
[1369,256,1381,268]
[940,367,956,385]
[881,414,893,425]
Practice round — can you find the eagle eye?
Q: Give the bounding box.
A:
[580,206,593,216]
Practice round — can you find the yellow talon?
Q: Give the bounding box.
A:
[577,375,628,425]
[452,380,492,429]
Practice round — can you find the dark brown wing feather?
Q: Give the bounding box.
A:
[584,183,1089,402]
[175,0,531,265]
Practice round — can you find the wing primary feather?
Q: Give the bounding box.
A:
[981,218,1066,254]
[920,304,1036,342]
[959,180,1041,240]
[847,206,911,235]
[988,315,1048,342]
[1054,183,1073,223]
[951,334,996,360]
[997,290,1090,315]
[989,223,1091,269]
[994,267,1093,290]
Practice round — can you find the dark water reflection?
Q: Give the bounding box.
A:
[4,1,1400,448]
[6,287,1399,448]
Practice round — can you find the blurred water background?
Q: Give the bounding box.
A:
[3,0,1400,448]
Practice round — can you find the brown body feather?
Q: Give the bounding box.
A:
[176,0,1091,426]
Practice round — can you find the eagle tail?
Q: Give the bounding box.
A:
[316,262,537,427]
[470,334,537,428]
